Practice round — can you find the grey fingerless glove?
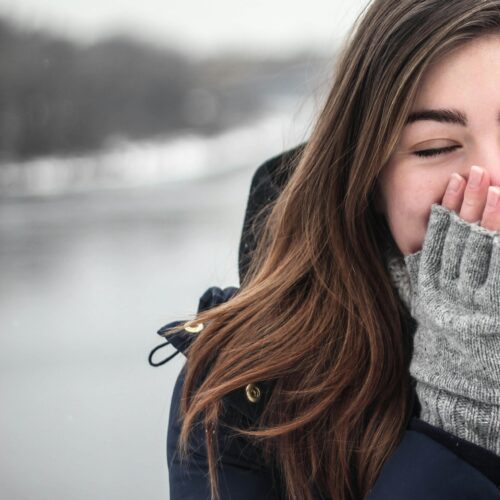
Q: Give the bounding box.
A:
[404,203,500,456]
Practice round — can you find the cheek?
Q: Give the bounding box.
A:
[387,206,428,255]
[378,159,453,254]
[387,168,449,211]
[383,174,446,255]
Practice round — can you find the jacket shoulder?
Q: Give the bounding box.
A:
[152,286,283,498]
[154,286,240,354]
[150,285,273,423]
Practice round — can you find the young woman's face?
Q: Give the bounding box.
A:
[376,34,500,256]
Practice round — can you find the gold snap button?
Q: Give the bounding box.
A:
[184,321,204,333]
[245,383,261,403]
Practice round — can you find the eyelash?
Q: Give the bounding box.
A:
[413,145,462,158]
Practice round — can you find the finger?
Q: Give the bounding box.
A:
[480,186,500,231]
[460,165,489,223]
[441,172,465,213]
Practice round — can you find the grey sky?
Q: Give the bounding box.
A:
[0,0,370,56]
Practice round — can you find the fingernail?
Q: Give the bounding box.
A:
[448,173,462,193]
[487,186,500,208]
[468,165,483,188]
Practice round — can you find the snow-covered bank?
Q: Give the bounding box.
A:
[0,98,316,200]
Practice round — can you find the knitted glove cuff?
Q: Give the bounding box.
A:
[416,380,500,456]
[404,203,500,405]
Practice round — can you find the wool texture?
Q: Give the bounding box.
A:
[383,203,500,456]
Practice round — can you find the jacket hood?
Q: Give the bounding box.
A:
[237,143,306,285]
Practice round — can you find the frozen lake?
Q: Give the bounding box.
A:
[0,165,260,499]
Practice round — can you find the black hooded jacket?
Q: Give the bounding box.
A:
[149,144,500,499]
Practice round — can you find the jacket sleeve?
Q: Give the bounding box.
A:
[366,429,500,499]
[167,361,282,500]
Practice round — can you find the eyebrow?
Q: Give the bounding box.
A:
[406,108,468,126]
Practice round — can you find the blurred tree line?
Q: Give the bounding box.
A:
[0,17,327,162]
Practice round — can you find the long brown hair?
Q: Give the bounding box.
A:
[165,1,500,498]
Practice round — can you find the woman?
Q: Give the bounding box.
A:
[149,0,500,498]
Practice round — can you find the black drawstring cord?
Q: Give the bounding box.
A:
[148,340,181,367]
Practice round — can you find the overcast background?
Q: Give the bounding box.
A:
[0,0,367,56]
[0,1,369,499]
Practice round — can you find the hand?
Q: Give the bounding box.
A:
[396,164,500,454]
[441,165,500,230]
[403,198,500,455]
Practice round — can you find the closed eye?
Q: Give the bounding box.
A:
[413,145,462,158]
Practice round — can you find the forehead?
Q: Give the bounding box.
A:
[413,34,500,108]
